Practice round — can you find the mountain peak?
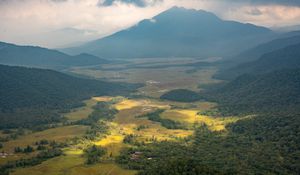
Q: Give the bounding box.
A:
[168,6,186,11]
[166,6,214,14]
[63,7,272,59]
[154,6,220,22]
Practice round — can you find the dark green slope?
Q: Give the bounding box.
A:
[160,89,201,102]
[218,42,300,80]
[0,42,108,70]
[206,69,300,115]
[63,7,271,58]
[0,64,140,128]
[228,35,300,65]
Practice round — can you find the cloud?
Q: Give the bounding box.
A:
[98,0,162,7]
[0,0,165,48]
[246,8,262,16]
[0,0,300,48]
[243,0,300,7]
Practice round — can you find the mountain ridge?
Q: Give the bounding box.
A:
[217,42,300,79]
[0,41,109,70]
[62,7,272,59]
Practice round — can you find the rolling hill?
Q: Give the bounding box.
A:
[0,42,109,70]
[217,43,300,79]
[227,35,300,65]
[63,6,272,58]
[0,64,140,128]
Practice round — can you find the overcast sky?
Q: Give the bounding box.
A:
[1,0,300,48]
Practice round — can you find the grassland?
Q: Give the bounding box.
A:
[11,150,136,175]
[69,57,222,98]
[2,125,89,153]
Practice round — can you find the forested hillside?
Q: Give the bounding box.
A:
[0,42,108,70]
[0,64,140,128]
[218,43,300,80]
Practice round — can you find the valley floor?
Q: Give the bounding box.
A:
[0,57,245,175]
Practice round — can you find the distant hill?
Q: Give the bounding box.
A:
[217,43,300,79]
[0,64,139,128]
[206,69,300,115]
[0,42,109,70]
[63,7,272,58]
[227,35,300,65]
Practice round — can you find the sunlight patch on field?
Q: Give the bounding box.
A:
[135,127,192,142]
[114,98,169,111]
[63,148,84,156]
[92,96,113,102]
[114,99,145,110]
[95,135,124,147]
[161,109,240,131]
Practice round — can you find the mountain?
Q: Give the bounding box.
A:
[206,69,300,115]
[0,42,109,70]
[0,64,140,128]
[63,7,272,58]
[217,43,300,79]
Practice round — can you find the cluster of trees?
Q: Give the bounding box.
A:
[138,110,184,129]
[160,89,201,102]
[123,134,138,145]
[75,102,117,140]
[13,139,66,154]
[14,145,34,153]
[84,145,106,165]
[76,102,117,126]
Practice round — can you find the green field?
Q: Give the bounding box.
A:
[69,57,222,98]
